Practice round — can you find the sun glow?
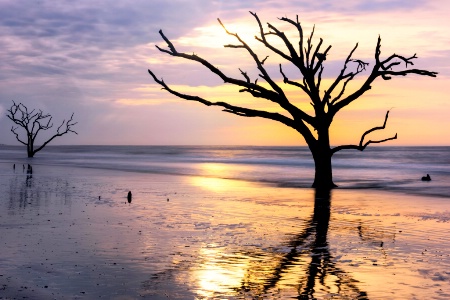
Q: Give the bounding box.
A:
[176,22,262,49]
[192,245,248,298]
[189,163,255,192]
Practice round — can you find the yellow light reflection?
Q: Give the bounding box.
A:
[198,162,230,176]
[193,246,248,298]
[191,176,257,193]
[191,177,234,192]
[190,163,254,192]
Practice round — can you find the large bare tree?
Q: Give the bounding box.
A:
[7,101,78,157]
[148,12,437,190]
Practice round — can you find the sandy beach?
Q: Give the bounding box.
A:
[1,160,449,299]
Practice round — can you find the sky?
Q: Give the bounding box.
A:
[0,0,449,146]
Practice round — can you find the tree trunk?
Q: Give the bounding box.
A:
[311,130,337,190]
[27,137,34,158]
[312,151,336,190]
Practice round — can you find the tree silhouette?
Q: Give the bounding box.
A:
[148,12,437,190]
[6,101,78,157]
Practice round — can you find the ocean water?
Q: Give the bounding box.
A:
[0,145,449,197]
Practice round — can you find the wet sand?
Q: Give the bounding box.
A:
[0,162,449,299]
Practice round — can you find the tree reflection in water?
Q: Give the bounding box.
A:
[8,171,36,211]
[237,190,369,299]
[8,169,72,212]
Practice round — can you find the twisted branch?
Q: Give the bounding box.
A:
[151,22,317,139]
[331,110,397,154]
[147,69,296,127]
[329,36,437,117]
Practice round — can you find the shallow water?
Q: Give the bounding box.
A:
[1,145,450,197]
[0,162,449,299]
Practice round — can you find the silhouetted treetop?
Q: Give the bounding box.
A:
[7,101,78,158]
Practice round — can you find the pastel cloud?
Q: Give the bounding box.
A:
[0,0,447,146]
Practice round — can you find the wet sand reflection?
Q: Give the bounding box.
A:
[8,166,72,212]
[185,190,370,299]
[240,190,368,299]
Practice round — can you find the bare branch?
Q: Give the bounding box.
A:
[239,68,251,83]
[317,64,324,92]
[224,44,245,49]
[218,17,289,99]
[148,69,296,128]
[312,45,331,75]
[279,64,311,96]
[330,58,370,105]
[252,12,328,106]
[379,68,438,80]
[261,55,269,64]
[251,12,299,65]
[149,68,316,146]
[277,15,305,63]
[329,37,437,116]
[324,43,361,103]
[33,113,78,155]
[153,26,315,126]
[10,126,27,145]
[310,37,323,68]
[375,38,437,80]
[305,25,315,69]
[331,110,397,154]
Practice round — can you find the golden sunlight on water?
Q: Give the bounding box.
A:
[190,176,253,192]
[197,162,233,176]
[191,246,248,298]
[191,163,256,192]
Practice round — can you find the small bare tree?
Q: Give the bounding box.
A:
[148,12,437,190]
[7,101,78,157]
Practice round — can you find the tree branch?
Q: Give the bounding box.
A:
[331,110,397,154]
[153,26,315,126]
[251,12,300,66]
[329,36,437,117]
[148,68,317,147]
[325,43,363,104]
[252,12,328,107]
[258,14,327,105]
[10,127,27,145]
[279,64,311,96]
[148,69,295,126]
[218,18,290,103]
[312,45,331,75]
[33,113,78,154]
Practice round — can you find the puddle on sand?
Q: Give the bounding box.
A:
[0,164,449,299]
